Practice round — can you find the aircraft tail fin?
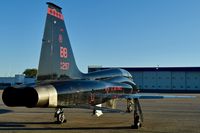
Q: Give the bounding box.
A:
[37,2,82,81]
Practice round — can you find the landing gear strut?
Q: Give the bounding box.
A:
[126,98,133,113]
[131,98,143,129]
[54,108,67,124]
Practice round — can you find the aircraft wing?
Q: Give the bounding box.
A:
[102,93,196,99]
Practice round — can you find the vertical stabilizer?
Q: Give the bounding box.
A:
[37,2,82,81]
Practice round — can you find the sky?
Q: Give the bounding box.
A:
[0,0,200,76]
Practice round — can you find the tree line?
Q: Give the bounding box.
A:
[23,68,37,78]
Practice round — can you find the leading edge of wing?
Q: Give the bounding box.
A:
[126,94,196,99]
[104,93,196,99]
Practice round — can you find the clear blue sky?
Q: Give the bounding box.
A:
[0,0,200,76]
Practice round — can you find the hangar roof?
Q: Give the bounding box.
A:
[89,67,200,72]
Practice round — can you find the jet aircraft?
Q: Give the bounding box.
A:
[2,2,194,129]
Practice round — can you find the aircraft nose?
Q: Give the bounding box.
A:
[119,69,132,79]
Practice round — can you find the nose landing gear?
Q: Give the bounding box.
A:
[131,98,143,129]
[126,98,133,113]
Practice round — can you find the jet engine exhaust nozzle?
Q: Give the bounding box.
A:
[2,85,57,108]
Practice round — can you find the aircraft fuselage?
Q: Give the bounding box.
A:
[2,78,136,109]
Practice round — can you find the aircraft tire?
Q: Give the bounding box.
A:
[56,113,66,124]
[131,115,141,129]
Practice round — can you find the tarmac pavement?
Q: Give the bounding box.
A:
[0,90,199,133]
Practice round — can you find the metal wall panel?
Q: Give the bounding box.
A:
[131,72,143,89]
[156,72,171,90]
[171,72,186,90]
[143,72,157,89]
[129,71,200,91]
[186,72,200,90]
[88,67,200,92]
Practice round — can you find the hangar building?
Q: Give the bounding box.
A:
[88,66,200,93]
[0,75,35,89]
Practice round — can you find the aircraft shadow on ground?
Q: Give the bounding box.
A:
[0,121,131,130]
[0,122,54,128]
[0,109,13,114]
[0,122,169,133]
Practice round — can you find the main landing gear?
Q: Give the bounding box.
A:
[128,98,143,129]
[54,108,67,124]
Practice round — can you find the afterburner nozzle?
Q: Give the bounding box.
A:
[2,85,57,108]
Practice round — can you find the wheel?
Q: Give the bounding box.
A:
[92,109,95,115]
[126,106,133,113]
[131,115,141,129]
[131,123,142,129]
[56,113,66,124]
[131,124,138,129]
